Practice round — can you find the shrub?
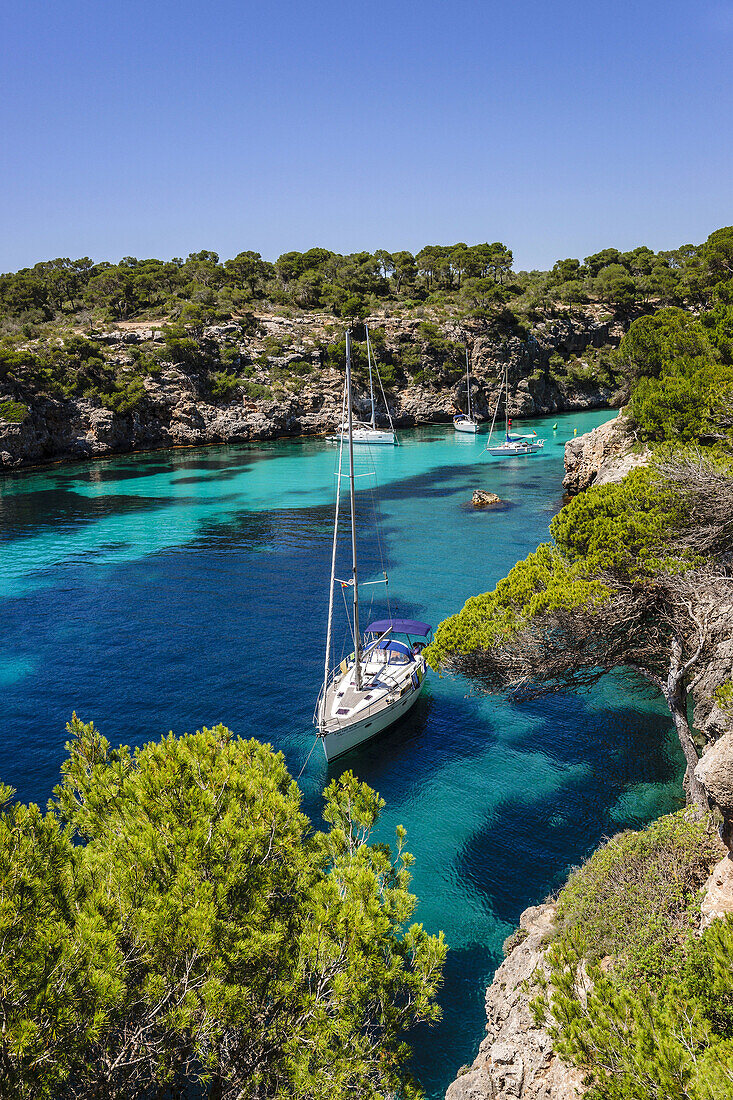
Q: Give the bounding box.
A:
[532,812,727,1100]
[0,719,446,1099]
[242,381,271,400]
[554,810,721,981]
[208,370,241,402]
[0,398,29,422]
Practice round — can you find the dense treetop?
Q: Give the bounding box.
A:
[1,227,731,330]
[0,718,446,1099]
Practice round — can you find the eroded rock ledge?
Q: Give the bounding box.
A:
[562,413,649,495]
[446,904,584,1100]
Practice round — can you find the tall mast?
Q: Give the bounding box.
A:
[505,364,510,441]
[465,345,472,421]
[365,325,376,429]
[345,330,362,690]
[320,380,346,726]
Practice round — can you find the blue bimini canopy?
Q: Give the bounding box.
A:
[376,639,412,658]
[366,618,432,637]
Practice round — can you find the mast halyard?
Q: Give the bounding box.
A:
[465,346,472,422]
[320,380,346,728]
[345,330,362,691]
[504,364,510,441]
[365,325,376,430]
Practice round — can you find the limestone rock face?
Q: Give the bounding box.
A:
[696,732,733,850]
[0,308,623,470]
[445,904,585,1100]
[692,618,733,744]
[562,414,649,495]
[701,854,733,930]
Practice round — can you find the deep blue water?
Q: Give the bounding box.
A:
[0,411,684,1097]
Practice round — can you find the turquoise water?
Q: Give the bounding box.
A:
[0,410,684,1097]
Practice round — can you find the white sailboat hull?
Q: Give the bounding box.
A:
[487,440,545,456]
[320,674,425,761]
[351,427,397,445]
[314,328,424,767]
[454,418,479,434]
[317,642,428,762]
[329,426,397,445]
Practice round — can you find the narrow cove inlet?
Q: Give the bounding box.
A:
[0,410,685,1099]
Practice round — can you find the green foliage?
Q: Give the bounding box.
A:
[426,543,610,669]
[614,268,733,442]
[0,718,445,1098]
[98,374,148,414]
[549,466,685,575]
[594,263,637,307]
[393,322,465,386]
[533,813,729,1100]
[553,811,721,980]
[714,681,733,712]
[241,380,272,400]
[0,398,29,422]
[617,308,713,380]
[0,227,729,333]
[208,370,242,401]
[427,468,683,670]
[630,355,733,442]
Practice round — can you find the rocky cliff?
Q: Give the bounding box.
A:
[0,308,623,470]
[445,905,585,1100]
[561,412,649,494]
[444,421,733,1100]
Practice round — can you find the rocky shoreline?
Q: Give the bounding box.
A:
[0,309,623,471]
[443,418,733,1100]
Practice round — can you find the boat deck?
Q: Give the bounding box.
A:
[321,657,414,731]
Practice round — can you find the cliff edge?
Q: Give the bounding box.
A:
[0,309,620,471]
[562,412,649,495]
[445,420,733,1099]
[446,905,584,1100]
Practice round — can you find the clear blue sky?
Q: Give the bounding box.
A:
[1,0,732,272]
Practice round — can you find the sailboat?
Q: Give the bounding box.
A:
[454,346,480,434]
[486,365,545,457]
[333,325,398,445]
[314,330,431,762]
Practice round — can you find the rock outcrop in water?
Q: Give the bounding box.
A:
[0,308,623,470]
[471,490,503,507]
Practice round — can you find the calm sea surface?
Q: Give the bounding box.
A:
[0,410,684,1097]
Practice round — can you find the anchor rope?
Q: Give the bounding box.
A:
[297,735,320,780]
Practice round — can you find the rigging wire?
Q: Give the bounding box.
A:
[341,581,358,650]
[481,366,505,455]
[367,326,399,443]
[328,328,395,675]
[362,440,393,621]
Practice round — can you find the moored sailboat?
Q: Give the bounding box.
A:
[333,325,398,445]
[454,346,480,434]
[486,365,545,457]
[314,330,430,762]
